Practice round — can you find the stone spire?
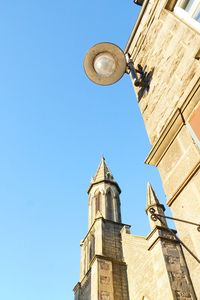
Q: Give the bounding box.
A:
[146,182,167,228]
[93,156,114,183]
[88,157,121,193]
[146,182,162,208]
[87,157,122,227]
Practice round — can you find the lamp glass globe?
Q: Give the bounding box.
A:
[94,52,116,77]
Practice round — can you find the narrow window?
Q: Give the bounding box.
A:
[95,192,101,214]
[83,245,87,275]
[106,190,113,220]
[116,196,122,223]
[89,235,95,261]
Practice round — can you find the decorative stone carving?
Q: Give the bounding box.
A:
[175,290,192,299]
[172,271,188,288]
[162,241,179,257]
[162,232,176,240]
[167,255,179,264]
[171,271,192,299]
[100,275,110,284]
[100,261,110,271]
[165,255,180,272]
[100,291,110,300]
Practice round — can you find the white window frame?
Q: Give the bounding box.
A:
[174,0,200,32]
[186,124,200,149]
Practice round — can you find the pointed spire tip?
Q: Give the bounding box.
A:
[146,182,160,208]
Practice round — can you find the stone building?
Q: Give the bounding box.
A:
[74,0,200,299]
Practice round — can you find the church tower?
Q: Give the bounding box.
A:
[88,156,122,228]
[73,157,129,300]
[74,159,197,299]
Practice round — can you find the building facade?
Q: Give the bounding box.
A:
[125,0,200,297]
[74,0,200,298]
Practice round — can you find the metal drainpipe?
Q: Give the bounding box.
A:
[124,0,150,54]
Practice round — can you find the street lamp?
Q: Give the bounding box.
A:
[84,42,145,87]
[83,42,127,86]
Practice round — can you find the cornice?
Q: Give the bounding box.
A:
[145,79,200,166]
[87,180,121,194]
[146,225,178,250]
[81,217,131,244]
[145,108,185,166]
[167,161,200,206]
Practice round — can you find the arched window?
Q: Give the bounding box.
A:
[95,192,101,214]
[106,190,113,220]
[116,196,121,222]
[89,234,95,261]
[83,245,87,275]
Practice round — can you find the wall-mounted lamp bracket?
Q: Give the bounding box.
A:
[149,207,200,232]
[133,0,144,6]
[149,207,200,263]
[125,54,147,87]
[84,43,151,88]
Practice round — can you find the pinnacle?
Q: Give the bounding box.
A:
[146,182,160,209]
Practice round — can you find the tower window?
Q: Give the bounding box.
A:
[174,0,200,31]
[106,190,113,220]
[95,192,101,214]
[89,235,95,262]
[116,196,122,223]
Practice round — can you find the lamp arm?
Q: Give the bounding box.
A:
[125,54,145,87]
[125,54,137,77]
[153,212,200,264]
[149,209,200,231]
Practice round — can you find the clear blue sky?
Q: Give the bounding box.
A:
[0,1,169,299]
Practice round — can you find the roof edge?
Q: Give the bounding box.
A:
[124,0,150,53]
[87,179,121,194]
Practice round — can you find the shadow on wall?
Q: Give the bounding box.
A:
[136,65,154,102]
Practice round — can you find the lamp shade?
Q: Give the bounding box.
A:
[83,42,126,85]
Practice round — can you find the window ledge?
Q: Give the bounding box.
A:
[174,6,200,33]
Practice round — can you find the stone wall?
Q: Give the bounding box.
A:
[121,225,197,299]
[127,0,200,296]
[158,125,200,201]
[129,6,200,145]
[97,259,114,300]
[75,272,91,300]
[121,229,157,300]
[102,220,124,261]
[170,170,200,297]
[112,262,129,300]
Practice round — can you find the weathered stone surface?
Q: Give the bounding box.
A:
[158,126,200,199]
[128,0,200,297]
[131,9,200,145]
